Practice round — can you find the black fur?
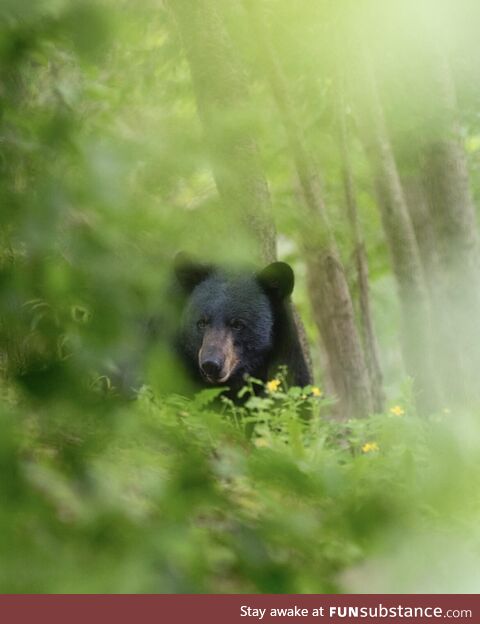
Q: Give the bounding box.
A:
[174,254,312,400]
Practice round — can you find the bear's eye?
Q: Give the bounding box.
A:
[230,319,245,331]
[197,319,208,330]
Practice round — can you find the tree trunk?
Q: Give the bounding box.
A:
[167,0,276,265]
[335,71,384,413]
[357,49,440,413]
[402,175,440,289]
[243,0,373,419]
[167,0,313,385]
[402,174,469,403]
[420,51,480,399]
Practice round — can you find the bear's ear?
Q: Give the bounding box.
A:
[257,262,294,300]
[174,252,212,292]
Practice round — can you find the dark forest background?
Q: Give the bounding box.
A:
[0,0,479,593]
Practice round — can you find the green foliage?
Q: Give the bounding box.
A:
[1,380,479,593]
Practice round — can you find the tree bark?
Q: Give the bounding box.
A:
[401,176,440,290]
[336,73,384,413]
[167,0,276,265]
[357,49,440,413]
[244,0,373,419]
[420,51,480,399]
[402,174,469,403]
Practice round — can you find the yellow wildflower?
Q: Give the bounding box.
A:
[266,378,281,393]
[362,441,379,453]
[311,386,323,398]
[389,405,405,417]
[254,438,270,448]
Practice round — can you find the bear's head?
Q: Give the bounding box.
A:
[174,253,294,386]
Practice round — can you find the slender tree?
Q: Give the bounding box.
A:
[402,173,469,403]
[243,0,373,419]
[355,46,440,412]
[367,0,480,406]
[420,50,480,398]
[335,69,384,413]
[401,175,440,290]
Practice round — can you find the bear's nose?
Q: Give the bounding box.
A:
[201,358,223,379]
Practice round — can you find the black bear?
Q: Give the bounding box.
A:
[174,253,312,400]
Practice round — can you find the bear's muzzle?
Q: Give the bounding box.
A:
[198,327,239,384]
